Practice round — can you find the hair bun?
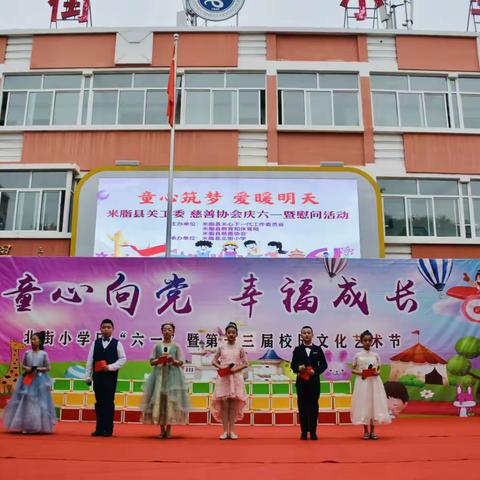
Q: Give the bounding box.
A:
[225,322,238,332]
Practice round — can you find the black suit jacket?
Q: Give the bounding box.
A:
[291,344,328,380]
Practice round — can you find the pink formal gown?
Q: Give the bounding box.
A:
[210,343,248,422]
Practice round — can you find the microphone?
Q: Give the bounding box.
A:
[164,347,168,354]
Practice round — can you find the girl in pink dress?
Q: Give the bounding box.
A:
[211,322,248,440]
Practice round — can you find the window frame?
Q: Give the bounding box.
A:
[2,74,83,127]
[379,177,474,241]
[371,74,451,130]
[0,169,74,237]
[181,71,266,127]
[277,72,362,129]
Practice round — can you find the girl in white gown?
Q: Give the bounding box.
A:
[350,330,391,439]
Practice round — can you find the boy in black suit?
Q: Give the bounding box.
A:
[291,326,328,440]
[85,319,127,437]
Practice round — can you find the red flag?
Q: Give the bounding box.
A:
[411,330,420,335]
[354,0,367,21]
[167,43,176,128]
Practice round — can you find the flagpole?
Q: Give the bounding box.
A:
[166,33,179,257]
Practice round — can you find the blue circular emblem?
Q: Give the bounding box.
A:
[187,0,246,21]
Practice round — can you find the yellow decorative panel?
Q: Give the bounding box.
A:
[190,396,209,409]
[334,396,352,409]
[126,395,143,408]
[251,397,270,411]
[114,393,125,407]
[292,396,298,410]
[65,393,85,406]
[319,396,333,410]
[85,393,96,407]
[271,397,291,410]
[52,392,64,406]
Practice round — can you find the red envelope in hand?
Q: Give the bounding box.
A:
[153,355,171,366]
[95,360,108,372]
[23,372,36,386]
[361,368,377,379]
[218,367,232,377]
[299,366,314,381]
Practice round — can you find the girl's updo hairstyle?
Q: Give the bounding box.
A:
[225,322,238,334]
[359,330,373,341]
[33,331,46,350]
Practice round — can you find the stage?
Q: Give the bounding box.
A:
[0,418,479,479]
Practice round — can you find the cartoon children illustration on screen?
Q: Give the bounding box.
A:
[195,240,214,258]
[219,241,239,258]
[265,241,287,258]
[244,240,262,257]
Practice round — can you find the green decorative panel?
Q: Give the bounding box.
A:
[132,381,144,393]
[320,382,331,394]
[192,382,210,394]
[252,383,270,395]
[72,380,90,391]
[272,383,290,395]
[54,379,71,391]
[116,380,130,393]
[332,382,351,394]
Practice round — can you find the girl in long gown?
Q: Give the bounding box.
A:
[211,322,248,440]
[142,323,189,438]
[3,331,56,434]
[350,329,391,440]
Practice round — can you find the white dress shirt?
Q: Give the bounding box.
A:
[85,337,127,380]
[305,346,312,357]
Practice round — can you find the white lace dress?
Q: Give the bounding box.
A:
[350,350,391,425]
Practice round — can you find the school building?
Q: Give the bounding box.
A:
[0,27,480,259]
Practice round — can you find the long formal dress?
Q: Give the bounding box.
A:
[142,342,190,425]
[3,350,57,433]
[350,350,391,425]
[210,343,248,422]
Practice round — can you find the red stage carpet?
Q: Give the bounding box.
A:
[1,418,479,480]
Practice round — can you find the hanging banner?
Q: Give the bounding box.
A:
[0,257,479,416]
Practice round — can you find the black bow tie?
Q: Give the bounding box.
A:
[102,337,110,342]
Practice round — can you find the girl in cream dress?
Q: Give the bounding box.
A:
[350,330,391,440]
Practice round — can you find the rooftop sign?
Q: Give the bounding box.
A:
[186,0,246,22]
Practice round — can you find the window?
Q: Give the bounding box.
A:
[183,72,265,125]
[278,73,360,127]
[1,71,265,128]
[459,77,480,128]
[91,73,171,125]
[1,74,82,127]
[379,178,463,238]
[371,75,450,128]
[0,171,72,233]
[472,180,480,237]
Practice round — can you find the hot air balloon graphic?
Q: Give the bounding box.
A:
[417,259,453,293]
[324,257,348,279]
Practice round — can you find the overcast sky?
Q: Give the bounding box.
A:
[0,0,470,32]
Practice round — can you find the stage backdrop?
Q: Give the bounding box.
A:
[0,257,479,423]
